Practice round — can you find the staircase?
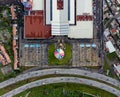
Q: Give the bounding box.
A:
[51,22,69,35]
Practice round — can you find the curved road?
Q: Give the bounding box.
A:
[0,69,120,88]
[1,77,120,97]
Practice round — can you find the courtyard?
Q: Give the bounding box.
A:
[20,43,48,66]
[72,42,101,67]
[19,40,101,68]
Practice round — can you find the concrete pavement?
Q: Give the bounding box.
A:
[1,77,120,97]
[0,69,120,89]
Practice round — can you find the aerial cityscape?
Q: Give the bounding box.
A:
[0,0,120,97]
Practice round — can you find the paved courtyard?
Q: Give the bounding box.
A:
[72,42,101,67]
[20,43,48,66]
[19,41,101,67]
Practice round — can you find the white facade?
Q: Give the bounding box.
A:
[68,21,93,38]
[68,0,93,38]
[106,41,116,53]
[28,0,93,38]
[52,0,68,23]
[76,0,93,15]
[51,0,69,35]
[69,0,75,24]
[32,0,44,10]
[46,0,75,25]
[45,0,51,24]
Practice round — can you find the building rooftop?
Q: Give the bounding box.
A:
[24,11,51,39]
[106,40,116,53]
[23,0,93,39]
[0,45,11,65]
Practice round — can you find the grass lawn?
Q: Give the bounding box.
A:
[14,83,117,97]
[104,59,113,77]
[0,70,16,82]
[107,52,119,61]
[48,43,72,65]
[0,70,4,81]
[104,59,110,72]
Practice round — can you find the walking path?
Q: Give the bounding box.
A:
[1,77,120,97]
[0,69,120,89]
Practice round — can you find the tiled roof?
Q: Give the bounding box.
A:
[24,11,51,39]
[77,15,93,21]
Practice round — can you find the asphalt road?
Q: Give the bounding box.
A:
[0,69,119,89]
[95,0,104,70]
[1,77,120,97]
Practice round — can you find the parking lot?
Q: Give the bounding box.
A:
[72,42,101,67]
[20,43,48,66]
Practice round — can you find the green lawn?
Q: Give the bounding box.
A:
[0,70,16,82]
[104,59,113,77]
[14,83,117,97]
[104,59,110,72]
[0,70,4,82]
[48,43,72,65]
[107,52,119,61]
